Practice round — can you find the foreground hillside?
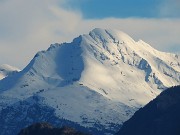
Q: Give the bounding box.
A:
[18,122,89,135]
[0,28,179,135]
[117,86,180,135]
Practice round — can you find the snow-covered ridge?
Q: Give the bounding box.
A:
[0,28,179,135]
[0,64,20,80]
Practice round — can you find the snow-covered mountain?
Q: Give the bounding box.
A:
[0,64,20,80]
[0,28,180,135]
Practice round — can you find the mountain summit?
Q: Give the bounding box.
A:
[0,28,179,135]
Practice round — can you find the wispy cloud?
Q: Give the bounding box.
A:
[159,0,180,17]
[0,0,180,69]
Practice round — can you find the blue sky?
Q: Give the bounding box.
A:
[0,0,180,68]
[64,0,163,18]
[63,0,180,19]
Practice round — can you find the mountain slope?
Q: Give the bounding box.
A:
[117,86,180,135]
[0,64,20,80]
[0,28,179,135]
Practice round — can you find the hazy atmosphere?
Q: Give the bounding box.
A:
[0,0,180,68]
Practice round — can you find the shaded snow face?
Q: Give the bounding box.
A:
[0,28,180,135]
[55,38,84,86]
[30,37,84,86]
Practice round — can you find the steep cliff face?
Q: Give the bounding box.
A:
[117,86,180,135]
[0,28,179,135]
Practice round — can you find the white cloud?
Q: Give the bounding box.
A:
[0,0,180,69]
[0,0,83,68]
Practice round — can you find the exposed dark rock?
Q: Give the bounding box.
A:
[18,122,90,135]
[0,96,98,135]
[117,86,180,135]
